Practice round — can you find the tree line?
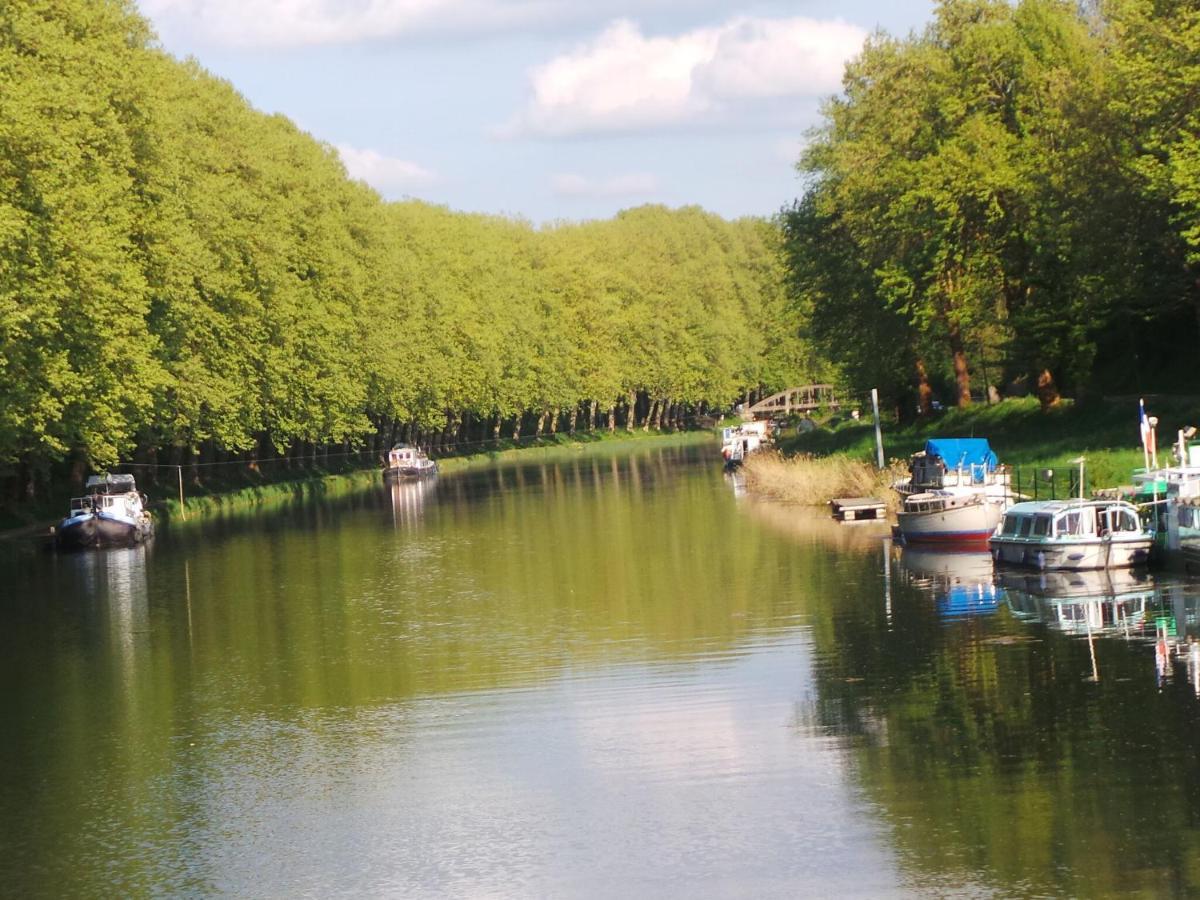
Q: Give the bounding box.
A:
[0,0,812,502]
[783,0,1200,415]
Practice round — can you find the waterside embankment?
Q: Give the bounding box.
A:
[739,396,1200,507]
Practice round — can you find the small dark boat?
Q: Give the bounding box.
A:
[55,474,154,550]
[382,444,438,480]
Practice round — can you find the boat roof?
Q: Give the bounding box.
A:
[923,438,997,470]
[1004,498,1136,514]
[84,473,137,492]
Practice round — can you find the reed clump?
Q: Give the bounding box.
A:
[742,451,906,511]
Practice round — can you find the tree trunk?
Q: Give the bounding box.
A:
[568,406,578,434]
[493,417,502,441]
[589,400,597,431]
[915,358,934,417]
[549,408,560,435]
[947,323,972,407]
[1036,368,1060,410]
[608,405,616,433]
[643,399,658,432]
[626,391,636,432]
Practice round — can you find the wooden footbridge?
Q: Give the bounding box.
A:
[746,384,842,418]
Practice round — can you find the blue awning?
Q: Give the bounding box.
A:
[924,438,998,471]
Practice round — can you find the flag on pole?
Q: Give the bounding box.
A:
[1140,398,1156,462]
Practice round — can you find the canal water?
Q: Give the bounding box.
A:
[3,443,1200,897]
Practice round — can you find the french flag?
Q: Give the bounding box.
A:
[1140,398,1156,458]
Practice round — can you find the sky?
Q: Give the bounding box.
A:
[135,0,937,224]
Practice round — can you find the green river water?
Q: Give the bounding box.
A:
[2,442,1200,897]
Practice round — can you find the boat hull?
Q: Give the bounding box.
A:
[383,464,438,481]
[990,535,1152,570]
[56,513,153,549]
[897,499,1004,548]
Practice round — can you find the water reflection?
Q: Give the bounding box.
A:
[1000,569,1159,636]
[5,443,1200,897]
[898,548,1000,619]
[387,476,437,530]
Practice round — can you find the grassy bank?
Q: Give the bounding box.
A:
[742,452,907,510]
[153,429,713,528]
[1,428,713,537]
[754,395,1200,505]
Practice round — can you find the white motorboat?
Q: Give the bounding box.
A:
[383,444,438,480]
[55,474,154,550]
[989,499,1152,570]
[895,438,1012,546]
[720,421,772,470]
[897,490,1006,547]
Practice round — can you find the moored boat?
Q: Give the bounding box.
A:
[720,421,772,470]
[894,438,1012,546]
[989,499,1152,570]
[55,474,154,550]
[896,490,1005,547]
[1129,429,1200,568]
[383,444,438,480]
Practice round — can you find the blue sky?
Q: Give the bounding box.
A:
[136,0,936,223]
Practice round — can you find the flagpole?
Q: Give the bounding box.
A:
[1140,398,1150,473]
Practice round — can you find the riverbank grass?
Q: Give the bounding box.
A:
[778,396,1200,494]
[742,451,907,511]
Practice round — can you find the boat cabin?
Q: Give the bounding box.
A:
[998,500,1142,541]
[388,445,422,467]
[902,438,1008,493]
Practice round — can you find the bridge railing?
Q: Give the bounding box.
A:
[746,384,843,418]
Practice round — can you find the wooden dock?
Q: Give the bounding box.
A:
[830,497,887,522]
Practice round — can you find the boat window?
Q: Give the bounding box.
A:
[1002,515,1020,536]
[1055,511,1083,536]
[1032,514,1052,537]
[1112,509,1139,532]
[1018,516,1036,538]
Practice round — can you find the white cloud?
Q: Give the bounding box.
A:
[551,172,658,199]
[336,144,434,195]
[138,0,562,48]
[506,16,866,138]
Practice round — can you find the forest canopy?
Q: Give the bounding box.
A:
[783,0,1200,414]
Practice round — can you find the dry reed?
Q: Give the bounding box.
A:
[741,451,906,511]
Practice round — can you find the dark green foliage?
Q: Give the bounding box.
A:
[784,0,1200,407]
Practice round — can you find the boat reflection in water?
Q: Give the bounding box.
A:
[898,548,1000,619]
[388,476,437,530]
[1000,568,1160,637]
[724,469,747,499]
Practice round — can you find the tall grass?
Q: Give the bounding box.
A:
[742,451,908,510]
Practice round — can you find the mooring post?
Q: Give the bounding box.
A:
[871,388,885,470]
[177,465,187,521]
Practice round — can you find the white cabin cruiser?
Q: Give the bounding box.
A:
[56,473,154,550]
[895,438,1012,546]
[383,444,438,480]
[989,499,1152,570]
[1130,434,1200,569]
[720,421,772,470]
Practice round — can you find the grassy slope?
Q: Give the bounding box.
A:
[778,396,1200,493]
